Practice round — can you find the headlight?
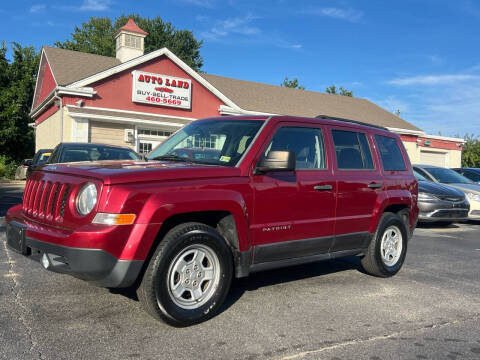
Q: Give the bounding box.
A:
[76,183,97,215]
[418,192,438,201]
[466,192,480,202]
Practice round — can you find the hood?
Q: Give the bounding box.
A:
[418,180,465,197]
[446,182,480,194]
[39,160,242,185]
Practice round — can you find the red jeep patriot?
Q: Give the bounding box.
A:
[6,115,418,326]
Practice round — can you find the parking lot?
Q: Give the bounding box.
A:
[1,181,480,360]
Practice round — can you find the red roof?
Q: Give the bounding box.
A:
[117,19,148,35]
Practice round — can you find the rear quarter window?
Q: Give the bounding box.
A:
[375,135,407,171]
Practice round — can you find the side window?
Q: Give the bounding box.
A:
[414,167,432,181]
[47,148,58,164]
[465,170,480,182]
[332,130,374,170]
[375,135,407,171]
[263,127,326,169]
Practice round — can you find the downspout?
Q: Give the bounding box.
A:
[53,91,63,142]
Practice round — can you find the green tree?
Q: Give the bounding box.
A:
[55,14,203,71]
[461,134,480,167]
[325,85,353,97]
[0,42,38,170]
[281,77,305,90]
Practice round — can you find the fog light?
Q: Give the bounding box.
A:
[41,253,50,269]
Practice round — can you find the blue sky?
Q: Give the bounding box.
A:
[2,0,480,137]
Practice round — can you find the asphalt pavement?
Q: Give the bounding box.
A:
[1,181,479,360]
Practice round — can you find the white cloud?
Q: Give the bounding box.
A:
[195,15,209,22]
[428,55,444,65]
[380,68,480,136]
[388,74,480,86]
[300,7,364,22]
[29,4,46,13]
[176,0,216,8]
[79,0,112,11]
[201,14,261,41]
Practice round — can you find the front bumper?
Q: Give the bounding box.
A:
[467,200,480,219]
[26,237,143,287]
[418,199,470,223]
[5,205,146,288]
[418,209,469,222]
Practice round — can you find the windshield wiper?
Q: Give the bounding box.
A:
[151,154,191,162]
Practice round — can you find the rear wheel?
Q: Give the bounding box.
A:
[137,222,233,326]
[361,212,408,277]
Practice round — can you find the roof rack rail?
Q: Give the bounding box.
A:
[315,115,388,131]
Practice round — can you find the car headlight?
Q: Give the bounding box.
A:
[76,183,97,215]
[466,192,480,202]
[418,192,438,201]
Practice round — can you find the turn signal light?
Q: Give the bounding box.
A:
[92,213,136,225]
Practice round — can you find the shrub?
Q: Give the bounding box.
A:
[0,155,18,179]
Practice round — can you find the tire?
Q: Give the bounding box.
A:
[137,222,233,326]
[361,212,408,277]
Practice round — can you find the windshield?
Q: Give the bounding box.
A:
[413,169,428,181]
[426,167,473,184]
[147,119,264,166]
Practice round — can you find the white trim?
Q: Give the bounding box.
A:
[65,105,197,122]
[66,47,243,111]
[30,86,96,118]
[43,48,59,86]
[386,127,425,136]
[57,86,96,97]
[31,49,53,112]
[69,112,186,128]
[218,104,276,116]
[30,88,56,118]
[422,134,465,143]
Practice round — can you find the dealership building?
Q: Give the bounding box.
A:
[31,19,464,167]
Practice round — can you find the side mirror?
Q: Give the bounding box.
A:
[255,150,295,174]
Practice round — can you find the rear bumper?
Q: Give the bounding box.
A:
[26,237,143,288]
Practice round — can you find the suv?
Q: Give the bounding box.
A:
[6,115,418,326]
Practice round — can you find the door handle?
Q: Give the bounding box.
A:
[367,183,382,189]
[314,184,333,191]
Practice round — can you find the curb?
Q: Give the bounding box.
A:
[0,179,26,185]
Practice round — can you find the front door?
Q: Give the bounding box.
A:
[250,123,336,263]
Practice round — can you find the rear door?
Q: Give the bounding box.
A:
[250,122,336,262]
[329,126,382,251]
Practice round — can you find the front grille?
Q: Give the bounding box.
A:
[23,178,70,222]
[431,209,468,218]
[436,195,464,202]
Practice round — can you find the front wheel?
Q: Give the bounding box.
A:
[137,222,233,326]
[361,212,408,277]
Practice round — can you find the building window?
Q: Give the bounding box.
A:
[116,36,121,49]
[125,34,141,49]
[138,129,173,137]
[139,142,152,154]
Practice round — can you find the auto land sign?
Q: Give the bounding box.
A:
[132,70,192,109]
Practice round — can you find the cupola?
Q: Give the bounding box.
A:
[115,19,148,63]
